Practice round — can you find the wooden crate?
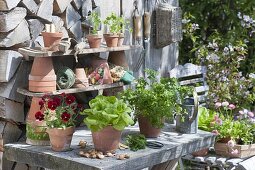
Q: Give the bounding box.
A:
[215,142,255,158]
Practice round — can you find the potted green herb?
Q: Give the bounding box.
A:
[117,15,132,46]
[103,12,121,47]
[121,69,189,138]
[87,11,102,48]
[80,95,134,153]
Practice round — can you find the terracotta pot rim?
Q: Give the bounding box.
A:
[41,31,63,37]
[87,34,103,39]
[103,33,119,38]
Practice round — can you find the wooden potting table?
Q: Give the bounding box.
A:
[4,124,216,170]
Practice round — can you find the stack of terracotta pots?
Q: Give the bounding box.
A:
[26,29,63,145]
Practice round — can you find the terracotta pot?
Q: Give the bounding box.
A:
[192,148,209,157]
[138,116,162,138]
[29,57,56,92]
[87,34,102,48]
[41,31,63,51]
[218,137,231,143]
[73,68,89,88]
[92,126,121,153]
[104,34,119,47]
[118,33,124,46]
[26,97,50,146]
[47,126,75,152]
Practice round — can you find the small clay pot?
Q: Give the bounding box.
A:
[87,34,102,48]
[74,68,89,88]
[118,33,124,46]
[47,126,75,152]
[138,116,162,138]
[29,57,56,92]
[104,34,119,47]
[41,32,63,51]
[92,126,121,153]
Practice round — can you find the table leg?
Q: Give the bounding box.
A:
[150,158,179,170]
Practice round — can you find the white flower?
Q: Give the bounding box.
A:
[222,101,229,107]
[237,12,242,19]
[223,47,230,55]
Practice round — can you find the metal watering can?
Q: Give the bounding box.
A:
[176,90,199,134]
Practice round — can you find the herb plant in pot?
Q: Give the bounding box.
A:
[81,95,134,153]
[103,12,120,47]
[87,11,102,48]
[117,16,132,46]
[121,69,186,138]
[35,93,81,152]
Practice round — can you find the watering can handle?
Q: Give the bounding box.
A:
[189,90,199,122]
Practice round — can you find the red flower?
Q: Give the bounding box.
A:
[48,100,58,110]
[53,96,61,106]
[61,112,71,122]
[65,95,76,105]
[35,111,44,121]
[39,100,44,110]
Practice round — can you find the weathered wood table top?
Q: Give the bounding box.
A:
[4,124,216,170]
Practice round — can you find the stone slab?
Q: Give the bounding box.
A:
[4,125,216,170]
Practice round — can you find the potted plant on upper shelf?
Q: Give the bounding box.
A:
[117,15,132,46]
[120,69,190,138]
[35,93,82,152]
[87,11,102,48]
[103,13,121,47]
[80,95,134,153]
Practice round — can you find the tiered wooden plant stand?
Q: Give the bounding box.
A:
[18,45,140,145]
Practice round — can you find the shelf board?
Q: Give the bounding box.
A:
[17,82,124,97]
[18,45,142,57]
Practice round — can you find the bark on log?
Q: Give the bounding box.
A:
[0,0,21,11]
[19,0,38,15]
[0,60,31,103]
[53,0,71,14]
[0,121,25,170]
[0,19,30,47]
[82,0,92,17]
[0,50,22,82]
[36,0,53,22]
[72,0,83,11]
[52,15,64,32]
[0,7,26,32]
[0,97,25,123]
[69,20,83,42]
[62,4,81,29]
[27,19,44,41]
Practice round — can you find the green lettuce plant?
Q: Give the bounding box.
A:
[80,95,134,132]
[198,107,218,132]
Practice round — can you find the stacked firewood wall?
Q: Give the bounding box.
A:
[0,0,94,169]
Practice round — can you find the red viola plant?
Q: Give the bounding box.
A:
[35,93,82,129]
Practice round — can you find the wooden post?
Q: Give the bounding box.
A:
[0,7,27,32]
